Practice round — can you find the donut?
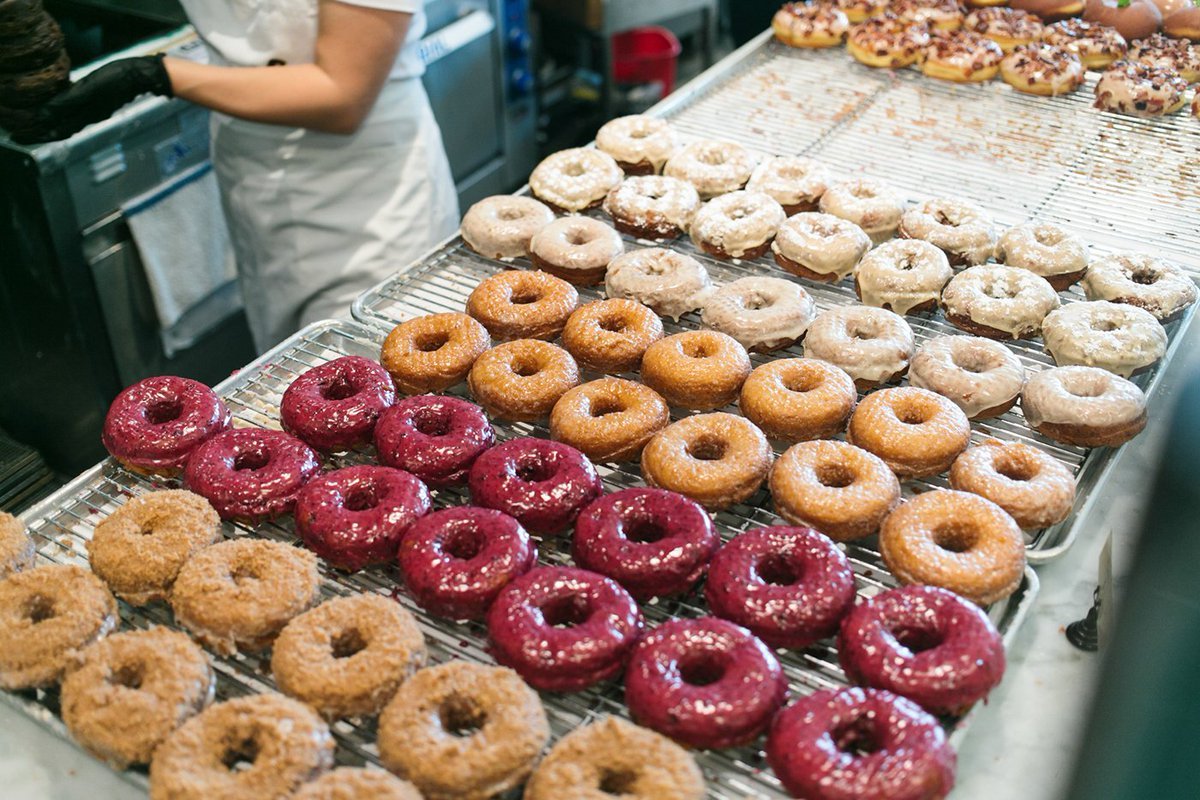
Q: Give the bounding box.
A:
[377,662,549,800]
[882,489,1026,605]
[374,395,494,487]
[740,358,857,443]
[772,2,852,48]
[1130,32,1200,80]
[920,29,1005,81]
[705,526,856,649]
[766,687,956,800]
[0,512,35,579]
[1081,252,1198,322]
[487,566,643,691]
[803,305,915,389]
[1012,0,1085,18]
[280,355,396,451]
[460,195,555,260]
[827,0,887,23]
[572,487,719,600]
[898,198,996,267]
[1000,43,1087,96]
[380,312,490,394]
[182,428,321,522]
[466,269,578,341]
[689,190,787,260]
[747,156,832,215]
[909,336,1026,419]
[769,440,901,541]
[819,177,907,243]
[847,386,972,479]
[854,239,954,316]
[894,0,967,30]
[641,412,773,511]
[1042,19,1128,70]
[293,769,423,800]
[847,14,933,69]
[604,248,713,321]
[398,506,536,620]
[663,139,757,198]
[941,265,1062,340]
[529,147,623,212]
[102,375,231,476]
[561,298,664,374]
[87,489,222,605]
[995,222,1090,290]
[1094,61,1188,117]
[271,594,426,720]
[701,276,817,352]
[595,114,679,175]
[603,175,701,240]
[964,7,1045,51]
[61,627,214,768]
[950,440,1076,528]
[1165,4,1200,39]
[169,539,321,655]
[1085,0,1163,41]
[640,330,752,410]
[528,216,625,286]
[0,564,117,689]
[148,693,334,800]
[549,377,670,463]
[524,716,705,800]
[1041,300,1167,377]
[1021,365,1148,446]
[294,465,431,571]
[467,338,580,422]
[772,212,872,283]
[624,616,787,749]
[467,437,602,535]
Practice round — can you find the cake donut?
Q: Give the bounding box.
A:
[740,358,857,442]
[1129,32,1200,82]
[941,265,1061,340]
[529,216,625,286]
[293,769,423,800]
[847,386,972,479]
[1041,300,1167,377]
[747,156,832,214]
[460,195,555,260]
[467,338,580,422]
[0,512,35,579]
[280,355,396,452]
[561,298,664,374]
[603,175,701,240]
[995,222,1090,290]
[374,395,495,487]
[1094,61,1189,117]
[950,440,1077,528]
[898,197,996,266]
[604,248,713,320]
[1000,43,1086,96]
[700,276,817,352]
[854,239,954,316]
[529,147,623,212]
[549,377,670,463]
[640,330,752,410]
[466,269,578,341]
[102,375,231,476]
[467,437,602,535]
[1042,19,1128,70]
[910,336,1026,419]
[772,2,851,48]
[847,14,933,69]
[380,312,490,394]
[920,29,1005,81]
[663,139,757,198]
[1081,253,1198,322]
[596,114,679,175]
[803,305,916,389]
[819,177,907,243]
[1021,365,1148,447]
[183,428,321,522]
[772,212,872,282]
[641,412,773,511]
[894,0,966,30]
[964,7,1044,51]
[689,190,787,260]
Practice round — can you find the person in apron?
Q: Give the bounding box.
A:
[17,1,460,352]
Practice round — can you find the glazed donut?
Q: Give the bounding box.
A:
[603,175,701,240]
[466,270,579,341]
[1041,300,1167,377]
[374,395,494,487]
[1094,61,1188,117]
[102,376,231,476]
[280,355,396,451]
[0,512,34,579]
[1042,19,1128,70]
[468,437,602,535]
[549,377,670,463]
[827,0,887,23]
[894,0,967,30]
[604,248,714,320]
[847,386,972,479]
[769,440,901,541]
[148,693,334,800]
[1000,43,1087,96]
[1021,365,1148,446]
[377,662,550,800]
[701,276,817,352]
[898,198,996,266]
[772,212,871,282]
[625,616,787,749]
[920,29,1005,81]
[995,222,1090,290]
[1081,253,1198,322]
[689,190,786,260]
[1084,0,1163,42]
[819,177,907,243]
[1129,32,1200,81]
[1012,0,1086,18]
[747,156,832,214]
[271,594,426,720]
[61,627,213,768]
[293,769,423,800]
[467,339,580,422]
[0,564,117,690]
[524,716,705,800]
[529,147,623,212]
[88,489,222,605]
[640,330,752,410]
[940,265,1062,340]
[847,14,933,69]
[596,114,679,175]
[950,440,1077,528]
[705,526,856,649]
[909,336,1026,419]
[561,298,664,374]
[1165,4,1200,39]
[663,139,757,198]
[854,239,954,316]
[740,358,857,442]
[572,487,719,600]
[964,7,1045,51]
[641,412,773,511]
[380,312,490,394]
[169,539,321,655]
[529,216,625,286]
[803,305,915,389]
[182,428,321,523]
[772,2,851,48]
[398,506,536,620]
[487,566,643,691]
[460,195,555,260]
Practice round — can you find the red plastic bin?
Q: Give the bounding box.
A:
[612,26,683,95]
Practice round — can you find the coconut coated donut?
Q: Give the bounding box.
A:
[280,355,396,452]
[1129,32,1200,82]
[964,7,1044,51]
[803,305,916,389]
[898,198,996,266]
[950,440,1076,528]
[664,139,757,198]
[293,769,423,800]
[596,114,679,175]
[773,2,851,48]
[1042,300,1167,377]
[604,248,714,320]
[847,14,933,69]
[739,358,857,442]
[549,377,670,463]
[529,147,623,212]
[894,0,967,30]
[772,212,871,282]
[102,376,232,476]
[183,428,321,523]
[641,412,773,511]
[460,195,555,260]
[920,30,1005,82]
[603,175,701,240]
[941,265,1062,340]
[468,437,602,535]
[819,177,907,243]
[854,239,954,316]
[701,276,817,352]
[562,298,663,374]
[910,336,1026,419]
[1082,253,1198,322]
[467,339,580,421]
[374,395,494,487]
[1042,19,1128,70]
[529,216,625,286]
[0,512,35,579]
[1021,365,1148,447]
[381,312,490,394]
[1094,61,1189,117]
[747,156,832,214]
[640,330,752,410]
[995,222,1090,290]
[847,386,972,479]
[1000,43,1086,96]
[689,190,786,260]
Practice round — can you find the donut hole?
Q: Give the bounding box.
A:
[1063,379,1105,398]
[1130,269,1160,286]
[414,330,450,353]
[623,516,667,544]
[783,370,822,394]
[343,483,381,512]
[230,564,263,586]
[755,553,801,586]
[331,628,367,660]
[1033,227,1062,246]
[727,204,752,221]
[696,149,727,166]
[509,289,542,305]
[681,339,715,359]
[815,461,857,489]
[830,714,882,758]
[411,406,452,437]
[598,315,627,334]
[589,397,626,418]
[233,448,270,472]
[511,357,544,378]
[515,455,555,483]
[438,695,487,738]
[564,162,586,178]
[111,662,145,690]
[741,291,774,311]
[896,255,921,272]
[678,651,727,687]
[951,350,994,374]
[1091,318,1121,333]
[933,209,961,227]
[995,455,1038,482]
[566,230,593,246]
[890,625,944,654]
[686,435,727,462]
[851,185,877,200]
[144,398,183,425]
[221,738,260,773]
[497,208,525,221]
[320,374,358,401]
[981,280,1018,300]
[539,594,592,629]
[598,769,640,795]
[894,402,934,426]
[443,527,484,561]
[847,323,877,342]
[931,521,980,554]
[23,594,56,624]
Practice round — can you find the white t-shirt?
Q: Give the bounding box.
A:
[177,0,427,80]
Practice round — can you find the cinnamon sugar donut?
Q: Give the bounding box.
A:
[604,248,713,321]
[700,276,817,352]
[964,7,1045,51]
[530,148,623,212]
[596,115,679,175]
[640,330,752,410]
[1042,300,1167,377]
[689,190,786,260]
[663,140,757,198]
[603,175,701,240]
[550,378,671,462]
[920,30,1005,81]
[819,177,907,243]
[1021,365,1148,447]
[562,298,664,373]
[941,265,1062,340]
[803,306,916,389]
[772,212,871,283]
[1000,43,1086,96]
[854,239,954,316]
[468,339,580,422]
[529,216,625,285]
[996,222,1090,290]
[1081,253,1198,323]
[898,198,997,267]
[0,512,35,579]
[1129,32,1200,82]
[910,336,1026,419]
[847,386,972,479]
[950,441,1077,529]
[847,14,933,69]
[293,769,423,800]
[641,412,773,511]
[381,312,490,394]
[466,270,579,341]
[739,358,857,442]
[773,2,851,47]
[1094,61,1189,117]
[894,0,967,30]
[1042,19,1128,70]
[460,195,555,260]
[747,156,832,215]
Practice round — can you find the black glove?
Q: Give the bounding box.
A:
[11,54,173,144]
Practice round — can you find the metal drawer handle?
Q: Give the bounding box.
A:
[419,9,495,66]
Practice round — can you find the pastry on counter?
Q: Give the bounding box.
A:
[549,378,670,463]
[641,412,772,511]
[1164,3,1200,39]
[0,511,35,579]
[595,114,678,175]
[1082,252,1197,322]
[468,437,601,535]
[466,269,578,340]
[819,177,907,243]
[293,770,422,800]
[374,395,495,487]
[1000,43,1087,96]
[689,190,787,260]
[562,297,663,374]
[772,211,871,282]
[467,339,580,422]
[183,428,320,522]
[740,357,857,442]
[1128,31,1200,81]
[381,312,490,393]
[604,248,713,321]
[854,239,954,316]
[847,386,972,479]
[770,440,901,541]
[280,355,395,452]
[746,155,832,214]
[102,375,232,477]
[1011,0,1087,17]
[950,440,1077,528]
[641,330,752,410]
[893,0,967,31]
[825,0,887,23]
[1021,364,1149,446]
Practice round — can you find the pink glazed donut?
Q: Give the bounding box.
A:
[279,356,396,452]
[398,507,537,621]
[766,687,956,800]
[468,438,602,536]
[102,376,231,475]
[294,465,431,571]
[486,566,643,692]
[705,526,856,650]
[625,616,787,749]
[837,585,1005,715]
[374,395,494,487]
[183,428,320,522]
